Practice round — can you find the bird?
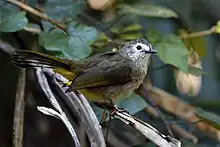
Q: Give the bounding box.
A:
[11,38,157,105]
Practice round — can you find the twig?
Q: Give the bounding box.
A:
[13,69,26,147]
[6,0,66,31]
[43,68,106,147]
[137,83,220,141]
[96,103,181,147]
[144,106,198,144]
[24,26,41,34]
[0,39,16,54]
[35,68,81,147]
[179,26,217,39]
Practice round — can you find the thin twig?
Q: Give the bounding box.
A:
[179,26,217,39]
[6,0,66,31]
[44,69,106,147]
[36,68,81,147]
[13,69,26,147]
[96,102,181,147]
[0,39,16,54]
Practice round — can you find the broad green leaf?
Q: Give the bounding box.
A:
[0,9,28,32]
[145,30,162,46]
[195,108,220,130]
[117,94,148,115]
[92,94,148,122]
[216,20,220,34]
[42,0,85,31]
[39,22,98,60]
[39,29,69,52]
[178,29,206,57]
[118,4,178,18]
[156,34,188,72]
[188,66,207,76]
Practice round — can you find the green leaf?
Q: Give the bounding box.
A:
[178,29,206,57]
[39,22,98,60]
[0,11,28,32]
[120,24,143,33]
[39,29,69,52]
[42,0,85,31]
[156,34,188,72]
[118,4,178,18]
[145,30,162,46]
[216,20,220,34]
[116,94,148,115]
[188,66,208,76]
[195,108,220,130]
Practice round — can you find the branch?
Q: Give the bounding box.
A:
[6,0,66,31]
[13,69,26,147]
[95,102,181,147]
[144,107,198,144]
[137,83,220,141]
[42,68,106,147]
[179,26,217,39]
[0,39,16,54]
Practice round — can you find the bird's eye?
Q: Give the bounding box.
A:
[136,45,142,50]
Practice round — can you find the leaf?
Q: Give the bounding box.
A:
[116,94,148,115]
[216,20,220,34]
[42,0,85,31]
[39,22,98,60]
[178,29,206,57]
[0,10,28,32]
[120,24,143,33]
[156,34,189,72]
[92,94,148,122]
[145,30,162,46]
[118,4,178,18]
[195,108,220,130]
[39,29,69,52]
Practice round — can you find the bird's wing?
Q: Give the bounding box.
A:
[68,59,137,91]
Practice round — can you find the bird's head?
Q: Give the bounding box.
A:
[119,38,157,61]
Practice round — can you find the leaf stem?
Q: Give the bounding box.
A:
[180,26,216,39]
[6,0,66,31]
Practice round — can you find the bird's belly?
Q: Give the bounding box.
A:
[79,80,143,102]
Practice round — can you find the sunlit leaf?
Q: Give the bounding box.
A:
[120,24,143,33]
[216,20,220,34]
[195,108,220,130]
[156,34,188,72]
[118,4,178,18]
[178,29,206,57]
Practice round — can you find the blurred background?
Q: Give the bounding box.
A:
[1,0,220,146]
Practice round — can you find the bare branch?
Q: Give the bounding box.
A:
[13,69,26,147]
[137,83,220,141]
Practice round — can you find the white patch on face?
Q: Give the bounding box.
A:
[127,43,151,60]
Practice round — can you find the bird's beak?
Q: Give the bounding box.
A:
[143,49,157,54]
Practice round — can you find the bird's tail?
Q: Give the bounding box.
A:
[11,50,75,79]
[12,50,71,69]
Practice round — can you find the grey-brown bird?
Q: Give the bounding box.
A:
[12,38,157,104]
